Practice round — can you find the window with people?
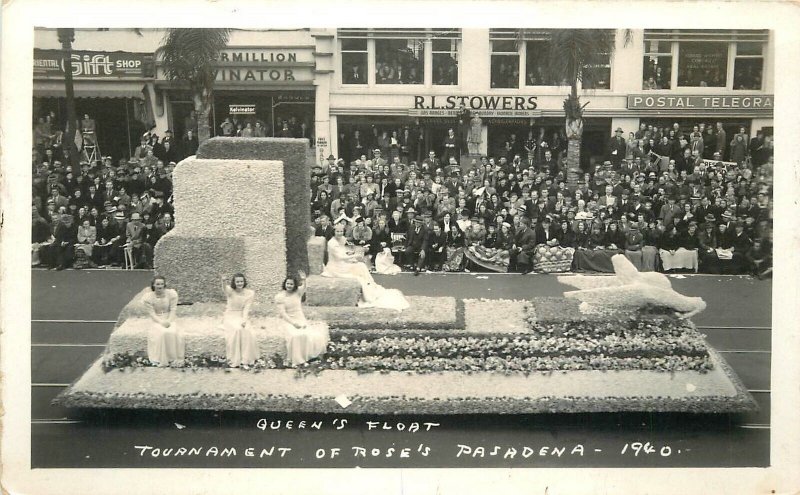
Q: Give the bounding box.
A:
[375,38,424,85]
[490,40,519,89]
[642,32,767,90]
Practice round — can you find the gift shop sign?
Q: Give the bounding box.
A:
[627,94,774,111]
[410,95,541,118]
[34,49,152,79]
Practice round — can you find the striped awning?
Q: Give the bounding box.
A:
[33,80,146,99]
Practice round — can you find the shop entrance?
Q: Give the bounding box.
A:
[338,117,463,165]
[487,117,611,171]
[33,96,148,162]
[211,90,314,140]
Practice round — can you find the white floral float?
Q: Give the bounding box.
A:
[558,255,707,319]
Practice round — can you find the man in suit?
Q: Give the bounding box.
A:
[538,149,558,177]
[598,185,618,209]
[181,130,199,159]
[509,216,538,274]
[126,212,153,269]
[608,127,627,167]
[715,122,727,160]
[344,62,365,84]
[315,214,335,240]
[403,215,429,275]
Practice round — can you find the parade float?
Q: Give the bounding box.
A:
[56,139,756,415]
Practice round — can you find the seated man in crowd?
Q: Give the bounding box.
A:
[403,215,429,275]
[126,212,153,270]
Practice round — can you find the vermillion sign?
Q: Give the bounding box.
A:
[628,94,774,111]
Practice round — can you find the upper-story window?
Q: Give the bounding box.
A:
[432,38,458,85]
[643,30,768,91]
[643,40,672,89]
[582,51,611,90]
[733,42,764,90]
[490,40,519,88]
[338,29,461,87]
[525,40,558,86]
[341,38,368,85]
[375,38,424,85]
[491,29,615,90]
[677,42,728,87]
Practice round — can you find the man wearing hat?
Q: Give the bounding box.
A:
[403,212,428,275]
[608,127,627,167]
[323,154,337,175]
[350,216,373,248]
[372,149,387,169]
[126,211,153,269]
[659,195,683,229]
[510,216,537,274]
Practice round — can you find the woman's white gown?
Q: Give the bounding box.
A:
[275,290,330,366]
[220,288,259,367]
[322,237,409,310]
[143,289,185,366]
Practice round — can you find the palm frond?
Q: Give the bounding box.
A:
[544,29,616,90]
[156,28,231,94]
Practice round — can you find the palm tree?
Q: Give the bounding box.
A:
[538,29,631,189]
[156,29,231,143]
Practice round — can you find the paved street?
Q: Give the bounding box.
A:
[31,269,771,468]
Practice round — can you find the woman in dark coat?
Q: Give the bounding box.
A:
[441,212,466,271]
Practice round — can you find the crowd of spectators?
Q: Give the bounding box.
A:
[31,110,774,279]
[32,113,176,270]
[218,113,313,141]
[311,121,774,277]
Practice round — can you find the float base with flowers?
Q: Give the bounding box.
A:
[56,294,756,414]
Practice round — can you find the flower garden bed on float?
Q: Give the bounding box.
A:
[55,297,757,414]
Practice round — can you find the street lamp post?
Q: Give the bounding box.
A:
[57,28,80,168]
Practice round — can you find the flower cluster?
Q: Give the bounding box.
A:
[301,352,712,375]
[326,333,707,360]
[102,351,285,372]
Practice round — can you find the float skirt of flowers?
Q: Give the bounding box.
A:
[55,297,757,414]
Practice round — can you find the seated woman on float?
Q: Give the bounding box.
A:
[220,273,259,368]
[275,271,330,367]
[322,222,409,310]
[142,275,185,367]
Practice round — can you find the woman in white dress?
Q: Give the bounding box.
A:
[220,273,259,368]
[322,224,410,310]
[143,275,184,367]
[275,271,330,367]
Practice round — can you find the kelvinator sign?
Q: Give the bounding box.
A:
[34,49,152,78]
[628,94,774,111]
[410,95,541,117]
[229,104,256,115]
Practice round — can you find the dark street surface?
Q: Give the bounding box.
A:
[31,269,771,468]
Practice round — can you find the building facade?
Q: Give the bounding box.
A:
[327,28,774,167]
[33,28,773,165]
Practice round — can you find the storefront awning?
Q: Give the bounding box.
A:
[33,80,146,99]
